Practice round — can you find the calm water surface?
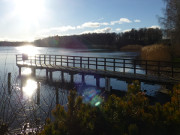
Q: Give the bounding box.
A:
[0,45,164,132]
[0,45,161,97]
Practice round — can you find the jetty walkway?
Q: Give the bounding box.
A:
[16,54,180,91]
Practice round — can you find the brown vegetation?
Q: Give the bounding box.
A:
[120,45,142,52]
[141,44,171,61]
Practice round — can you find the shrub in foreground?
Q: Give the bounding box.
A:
[39,81,180,135]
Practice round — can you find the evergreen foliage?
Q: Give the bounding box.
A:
[39,82,180,135]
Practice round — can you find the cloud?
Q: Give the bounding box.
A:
[134,19,141,23]
[95,27,112,33]
[149,25,161,29]
[38,26,76,34]
[78,18,132,29]
[116,28,121,31]
[79,22,100,28]
[82,27,112,34]
[77,22,109,29]
[50,26,76,32]
[101,22,109,26]
[123,29,131,33]
[111,18,132,25]
[35,17,136,38]
[36,25,76,38]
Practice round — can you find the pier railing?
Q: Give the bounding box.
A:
[16,54,180,78]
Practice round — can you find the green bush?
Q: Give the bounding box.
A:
[39,81,180,135]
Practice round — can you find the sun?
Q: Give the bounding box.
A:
[13,0,45,23]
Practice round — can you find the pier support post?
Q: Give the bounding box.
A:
[61,71,64,83]
[8,73,11,94]
[70,73,74,84]
[94,76,100,88]
[37,82,40,105]
[19,67,21,76]
[56,87,59,105]
[50,71,53,82]
[105,77,111,92]
[46,69,49,81]
[32,68,36,77]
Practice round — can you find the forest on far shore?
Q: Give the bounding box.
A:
[33,28,163,49]
[0,28,163,50]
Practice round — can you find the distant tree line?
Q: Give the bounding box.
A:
[34,28,163,50]
[0,41,29,46]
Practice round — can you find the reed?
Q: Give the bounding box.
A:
[141,44,171,61]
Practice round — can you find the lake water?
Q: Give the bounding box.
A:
[0,45,163,132]
[0,45,162,95]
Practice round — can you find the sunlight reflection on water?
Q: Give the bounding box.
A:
[16,45,39,56]
[22,68,32,75]
[23,79,37,98]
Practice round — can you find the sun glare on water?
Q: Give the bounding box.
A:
[16,45,39,56]
[23,79,37,98]
[22,68,32,75]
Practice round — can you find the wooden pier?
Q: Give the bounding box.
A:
[16,54,180,90]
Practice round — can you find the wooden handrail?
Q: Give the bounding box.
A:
[16,54,180,78]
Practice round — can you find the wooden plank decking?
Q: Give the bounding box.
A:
[16,54,180,85]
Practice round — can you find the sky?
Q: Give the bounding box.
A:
[0,0,165,41]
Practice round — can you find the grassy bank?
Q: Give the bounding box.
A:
[141,44,171,61]
[140,44,180,61]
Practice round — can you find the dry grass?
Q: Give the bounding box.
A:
[141,44,171,61]
[120,45,142,52]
